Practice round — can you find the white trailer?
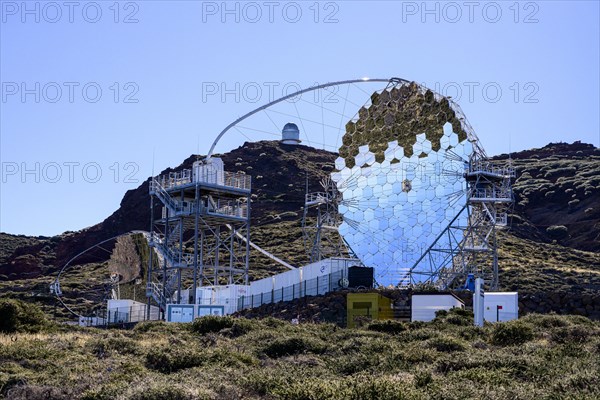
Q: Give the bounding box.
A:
[411,293,464,322]
[167,284,250,322]
[484,292,518,322]
[167,304,195,323]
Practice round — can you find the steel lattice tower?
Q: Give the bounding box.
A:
[146,159,251,316]
[302,177,346,263]
[405,150,514,290]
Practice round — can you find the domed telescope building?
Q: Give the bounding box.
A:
[281,122,301,145]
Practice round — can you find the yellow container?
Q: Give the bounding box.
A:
[346,293,393,328]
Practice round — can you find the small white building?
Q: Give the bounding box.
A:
[483,292,518,322]
[192,157,225,186]
[165,258,356,322]
[166,304,195,323]
[172,284,250,321]
[411,293,465,322]
[107,299,159,323]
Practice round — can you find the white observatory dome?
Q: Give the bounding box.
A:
[281,122,301,145]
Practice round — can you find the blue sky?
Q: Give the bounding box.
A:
[1,0,599,236]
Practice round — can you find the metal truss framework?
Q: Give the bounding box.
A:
[404,152,515,290]
[302,177,347,263]
[146,166,251,315]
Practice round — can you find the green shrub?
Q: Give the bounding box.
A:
[223,318,256,337]
[561,315,597,326]
[397,328,436,343]
[434,307,473,326]
[134,321,173,333]
[544,167,576,179]
[427,335,466,352]
[270,375,422,400]
[87,336,140,357]
[129,386,192,400]
[0,299,50,333]
[260,317,286,328]
[522,313,570,328]
[190,315,234,334]
[145,346,205,373]
[262,337,327,358]
[366,320,408,334]
[492,321,534,346]
[0,337,55,361]
[332,352,381,374]
[551,326,592,344]
[445,314,472,326]
[81,383,127,400]
[408,320,425,330]
[414,370,433,387]
[451,308,473,318]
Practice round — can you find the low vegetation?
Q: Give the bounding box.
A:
[0,303,598,399]
[0,299,51,334]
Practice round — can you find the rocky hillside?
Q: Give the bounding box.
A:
[0,141,337,280]
[493,141,600,252]
[0,140,599,318]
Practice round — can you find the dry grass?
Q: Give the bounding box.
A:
[0,311,598,399]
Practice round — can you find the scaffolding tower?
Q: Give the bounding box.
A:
[146,158,251,316]
[302,177,346,263]
[404,152,515,290]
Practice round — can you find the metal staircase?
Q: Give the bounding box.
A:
[144,232,190,310]
[146,161,253,316]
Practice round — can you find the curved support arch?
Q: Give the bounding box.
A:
[206,76,484,158]
[54,230,149,318]
[207,78,407,158]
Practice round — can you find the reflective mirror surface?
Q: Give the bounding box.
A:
[332,122,473,286]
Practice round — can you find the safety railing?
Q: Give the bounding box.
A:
[208,198,249,219]
[470,162,516,178]
[155,169,251,192]
[149,233,194,267]
[305,192,329,206]
[149,179,180,212]
[146,282,166,309]
[469,188,513,201]
[80,304,161,327]
[496,213,508,226]
[224,171,252,191]
[238,270,346,310]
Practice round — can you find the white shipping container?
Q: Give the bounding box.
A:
[250,275,276,294]
[301,259,331,281]
[411,294,464,322]
[107,299,159,323]
[195,287,215,305]
[247,258,343,297]
[212,285,250,314]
